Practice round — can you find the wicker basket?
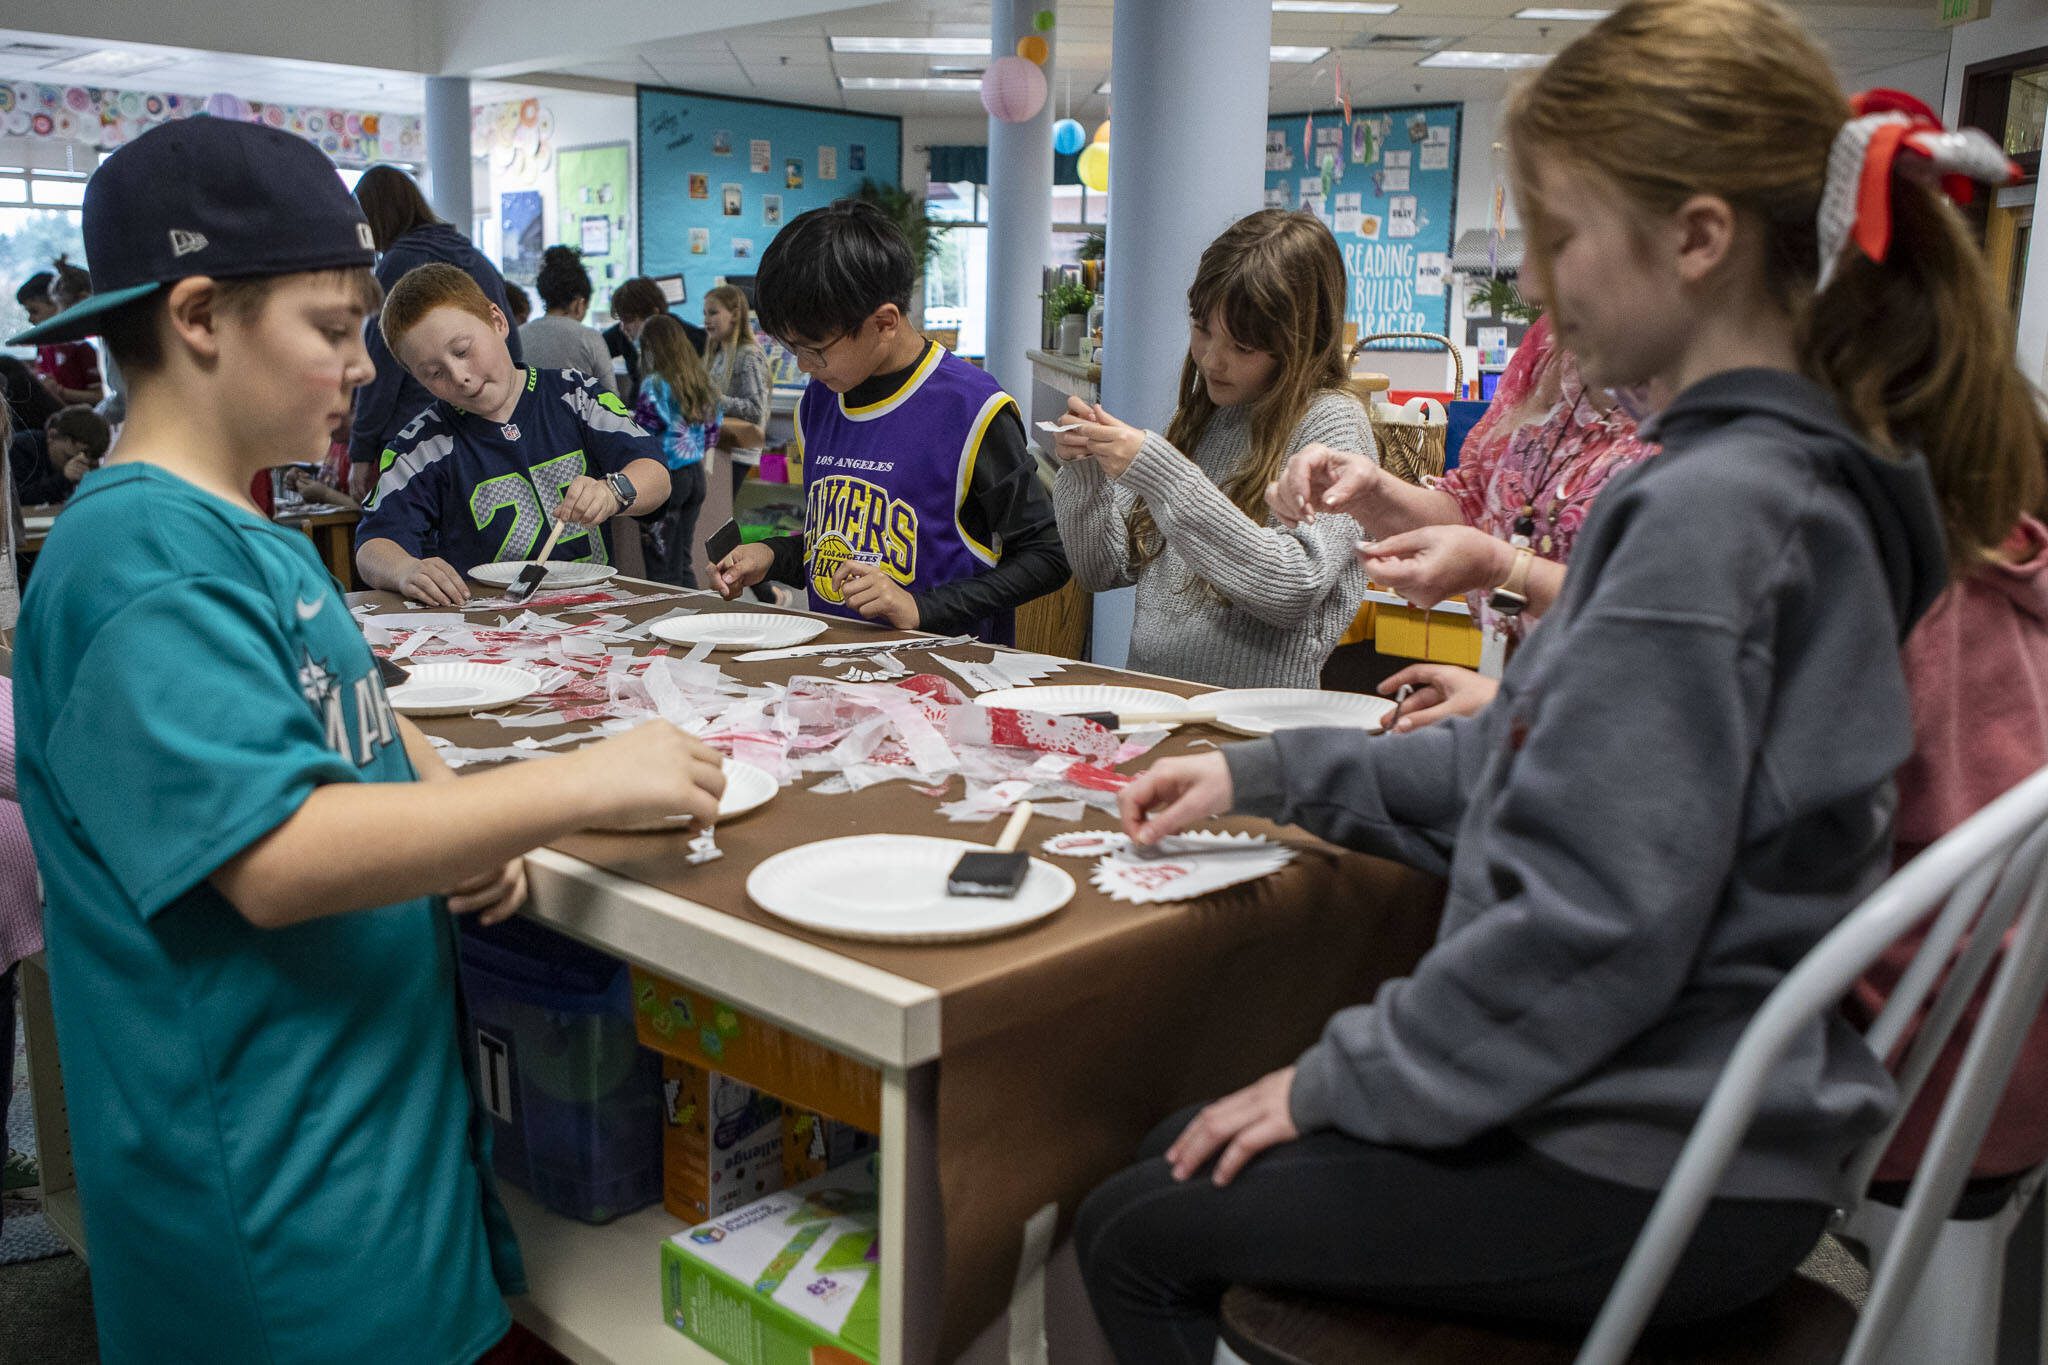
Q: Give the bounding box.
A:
[1348,331,1463,485]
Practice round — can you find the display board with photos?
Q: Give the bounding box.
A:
[638,87,902,313]
[1264,102,1461,351]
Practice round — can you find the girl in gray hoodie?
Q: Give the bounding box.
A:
[1076,2,2034,1358]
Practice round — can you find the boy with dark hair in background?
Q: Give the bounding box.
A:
[711,200,1068,642]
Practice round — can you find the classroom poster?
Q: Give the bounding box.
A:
[554,143,631,291]
[499,189,544,286]
[819,146,837,180]
[1266,102,1459,348]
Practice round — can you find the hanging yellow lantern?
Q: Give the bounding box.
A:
[1093,120,1111,146]
[1016,34,1049,64]
[1076,140,1110,192]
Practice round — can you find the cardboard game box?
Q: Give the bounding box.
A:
[662,1057,788,1222]
[661,1161,882,1365]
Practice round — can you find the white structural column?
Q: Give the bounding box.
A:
[1093,0,1272,666]
[984,0,1056,400]
[423,75,474,229]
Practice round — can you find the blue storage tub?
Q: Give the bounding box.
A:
[456,916,663,1224]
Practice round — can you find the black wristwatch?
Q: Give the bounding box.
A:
[604,472,636,513]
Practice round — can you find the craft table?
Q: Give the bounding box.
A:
[22,581,1445,1365]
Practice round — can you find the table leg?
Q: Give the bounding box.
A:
[880,1060,942,1364]
[19,951,87,1260]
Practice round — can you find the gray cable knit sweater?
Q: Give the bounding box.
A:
[1052,391,1374,689]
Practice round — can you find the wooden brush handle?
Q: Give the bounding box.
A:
[995,802,1035,853]
[532,517,567,564]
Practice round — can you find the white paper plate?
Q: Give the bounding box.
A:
[468,560,619,589]
[973,685,1193,730]
[649,612,829,651]
[1193,688,1397,737]
[605,759,778,832]
[385,662,542,716]
[747,834,1074,943]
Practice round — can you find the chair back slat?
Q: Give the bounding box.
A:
[1860,858,2005,1062]
[1574,764,2048,1365]
[1841,829,2048,1200]
[1845,866,2048,1364]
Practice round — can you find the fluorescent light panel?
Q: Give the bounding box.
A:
[838,75,983,91]
[830,37,990,56]
[1274,2,1399,12]
[1512,7,1612,19]
[1419,50,1551,68]
[41,48,173,76]
[1269,46,1333,62]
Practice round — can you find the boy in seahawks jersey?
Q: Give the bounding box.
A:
[356,263,669,606]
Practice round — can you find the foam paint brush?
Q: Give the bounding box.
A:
[507,518,568,604]
[947,802,1035,898]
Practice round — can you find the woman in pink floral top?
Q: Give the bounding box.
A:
[1270,315,1657,725]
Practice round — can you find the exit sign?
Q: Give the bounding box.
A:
[1938,0,1990,25]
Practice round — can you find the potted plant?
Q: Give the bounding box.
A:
[1042,281,1094,356]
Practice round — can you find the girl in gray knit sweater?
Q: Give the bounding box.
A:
[1051,211,1374,690]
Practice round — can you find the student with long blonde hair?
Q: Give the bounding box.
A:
[633,313,722,585]
[1078,2,2027,1355]
[1051,210,1372,689]
[703,283,771,494]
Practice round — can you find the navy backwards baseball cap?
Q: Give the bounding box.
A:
[7,115,377,346]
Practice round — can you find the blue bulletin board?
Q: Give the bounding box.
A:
[1265,102,1460,351]
[638,87,902,311]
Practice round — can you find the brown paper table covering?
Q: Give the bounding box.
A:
[359,584,1445,1358]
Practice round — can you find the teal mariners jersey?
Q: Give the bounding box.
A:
[357,365,659,574]
[14,463,521,1363]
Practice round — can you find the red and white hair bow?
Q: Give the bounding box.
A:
[1817,88,2019,291]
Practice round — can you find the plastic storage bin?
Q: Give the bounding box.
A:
[457,916,663,1224]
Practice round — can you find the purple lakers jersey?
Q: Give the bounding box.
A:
[797,346,1018,641]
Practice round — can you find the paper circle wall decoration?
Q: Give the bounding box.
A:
[1016,35,1049,65]
[979,55,1048,124]
[1034,8,1056,30]
[1052,117,1086,154]
[1076,141,1110,192]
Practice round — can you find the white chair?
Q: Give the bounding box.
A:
[1218,762,2048,1365]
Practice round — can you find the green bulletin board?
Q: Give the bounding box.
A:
[555,142,633,295]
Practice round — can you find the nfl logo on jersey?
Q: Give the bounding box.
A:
[500,423,521,441]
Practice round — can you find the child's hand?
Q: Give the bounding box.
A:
[1377,663,1500,732]
[396,555,471,606]
[712,543,774,599]
[1051,396,1096,464]
[832,561,919,629]
[1165,1065,1301,1186]
[555,474,623,527]
[1269,443,1381,527]
[1067,402,1146,479]
[62,452,92,483]
[445,858,528,926]
[1118,753,1234,846]
[1357,524,1514,608]
[577,721,727,827]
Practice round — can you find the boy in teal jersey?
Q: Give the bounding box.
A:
[6,117,724,1364]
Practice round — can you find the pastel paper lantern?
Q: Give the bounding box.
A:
[1093,120,1111,145]
[201,92,253,121]
[1034,9,1056,31]
[980,56,1048,124]
[1016,34,1049,65]
[1076,140,1110,193]
[1052,117,1087,154]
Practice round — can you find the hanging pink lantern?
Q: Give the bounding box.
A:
[202,92,253,121]
[979,56,1047,124]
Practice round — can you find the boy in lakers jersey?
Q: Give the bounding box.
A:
[710,201,1068,644]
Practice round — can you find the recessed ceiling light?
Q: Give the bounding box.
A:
[1512,7,1612,19]
[40,48,174,77]
[1270,46,1333,62]
[1418,50,1551,68]
[1274,2,1399,12]
[831,37,991,56]
[838,75,983,91]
